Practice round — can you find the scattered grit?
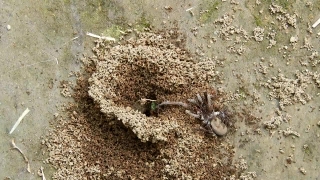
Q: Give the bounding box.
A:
[43,31,242,179]
[261,70,320,110]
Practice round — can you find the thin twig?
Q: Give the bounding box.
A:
[11,139,31,173]
[11,139,28,162]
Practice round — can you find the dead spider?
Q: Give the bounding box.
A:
[158,92,229,136]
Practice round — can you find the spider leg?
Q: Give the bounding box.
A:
[200,124,215,134]
[218,110,226,119]
[207,93,212,109]
[158,101,189,109]
[208,111,220,120]
[196,93,203,104]
[187,98,199,106]
[185,110,200,119]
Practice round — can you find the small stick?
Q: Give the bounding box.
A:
[11,139,28,162]
[86,32,116,41]
[9,108,30,134]
[11,139,31,173]
[312,17,320,28]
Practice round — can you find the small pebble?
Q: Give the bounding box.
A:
[7,24,11,31]
[299,167,306,175]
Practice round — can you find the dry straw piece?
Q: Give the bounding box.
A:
[312,17,320,28]
[88,31,218,142]
[9,108,30,134]
[86,32,116,42]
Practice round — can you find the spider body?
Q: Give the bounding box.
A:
[158,92,228,136]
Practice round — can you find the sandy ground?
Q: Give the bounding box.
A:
[1,0,320,179]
